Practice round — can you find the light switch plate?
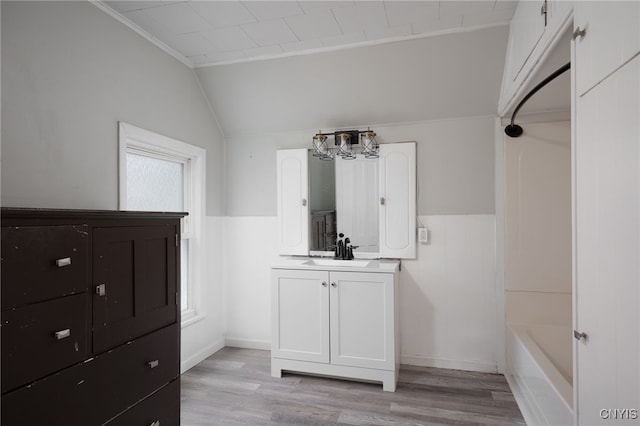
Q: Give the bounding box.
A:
[418,227,429,244]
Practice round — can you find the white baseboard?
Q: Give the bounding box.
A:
[224,337,271,350]
[400,354,498,373]
[505,373,544,426]
[181,337,225,373]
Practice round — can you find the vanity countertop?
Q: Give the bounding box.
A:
[272,257,400,273]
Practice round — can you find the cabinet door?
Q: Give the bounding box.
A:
[277,149,309,255]
[93,225,178,353]
[379,142,416,258]
[329,271,394,370]
[507,0,547,82]
[574,56,639,425]
[574,1,640,96]
[271,269,329,363]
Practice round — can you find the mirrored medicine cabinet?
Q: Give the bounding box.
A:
[276,142,417,259]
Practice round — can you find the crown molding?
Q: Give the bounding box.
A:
[90,0,194,69]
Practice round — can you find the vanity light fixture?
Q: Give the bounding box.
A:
[312,128,378,160]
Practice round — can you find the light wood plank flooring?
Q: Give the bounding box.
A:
[181,348,525,426]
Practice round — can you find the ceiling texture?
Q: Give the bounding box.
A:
[98,1,516,68]
[91,1,570,137]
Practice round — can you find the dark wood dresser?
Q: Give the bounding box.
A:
[1,208,185,426]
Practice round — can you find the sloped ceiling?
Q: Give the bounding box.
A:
[196,25,509,137]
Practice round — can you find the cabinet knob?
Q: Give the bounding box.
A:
[573,27,586,40]
[148,359,160,369]
[573,330,587,341]
[322,281,327,287]
[56,257,72,267]
[302,198,307,207]
[380,197,385,205]
[331,282,337,287]
[95,284,106,296]
[54,329,71,340]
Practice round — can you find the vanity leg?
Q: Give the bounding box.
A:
[382,373,397,392]
[271,362,282,378]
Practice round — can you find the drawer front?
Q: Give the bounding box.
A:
[1,225,88,308]
[1,294,88,393]
[106,380,180,426]
[1,324,179,426]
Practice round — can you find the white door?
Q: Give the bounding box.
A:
[271,269,329,363]
[329,271,394,370]
[379,142,416,258]
[276,149,309,255]
[574,54,640,425]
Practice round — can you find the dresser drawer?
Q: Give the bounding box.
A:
[1,324,179,426]
[1,225,88,308]
[1,293,88,393]
[106,379,180,426]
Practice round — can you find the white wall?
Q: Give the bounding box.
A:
[1,1,226,370]
[223,116,503,372]
[196,26,509,137]
[504,121,572,326]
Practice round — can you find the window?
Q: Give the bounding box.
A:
[119,122,205,326]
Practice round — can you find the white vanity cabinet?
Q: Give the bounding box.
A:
[271,263,399,391]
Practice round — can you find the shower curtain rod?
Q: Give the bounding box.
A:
[504,62,571,138]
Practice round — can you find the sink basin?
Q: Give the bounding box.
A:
[304,259,371,267]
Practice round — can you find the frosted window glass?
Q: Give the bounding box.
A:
[126,153,184,212]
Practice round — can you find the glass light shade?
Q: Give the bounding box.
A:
[312,133,329,157]
[336,133,352,157]
[361,130,378,158]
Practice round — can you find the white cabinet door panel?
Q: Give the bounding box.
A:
[271,269,329,363]
[574,1,640,96]
[329,271,394,370]
[508,0,547,82]
[379,142,416,258]
[277,149,309,255]
[575,56,639,425]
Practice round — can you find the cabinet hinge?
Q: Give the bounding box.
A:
[176,234,179,247]
[541,0,548,26]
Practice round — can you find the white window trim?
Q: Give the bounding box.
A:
[118,122,206,327]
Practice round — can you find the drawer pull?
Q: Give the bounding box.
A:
[95,284,106,296]
[150,421,160,426]
[55,257,72,267]
[55,329,71,340]
[148,360,159,369]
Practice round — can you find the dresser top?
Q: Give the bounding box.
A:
[1,207,188,221]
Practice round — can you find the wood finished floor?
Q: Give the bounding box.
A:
[180,348,525,426]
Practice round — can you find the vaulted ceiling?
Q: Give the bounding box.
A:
[99,1,516,67]
[94,2,526,137]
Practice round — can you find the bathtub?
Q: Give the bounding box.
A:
[506,324,573,425]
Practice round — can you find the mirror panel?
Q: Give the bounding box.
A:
[335,156,379,253]
[309,151,379,255]
[309,152,336,251]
